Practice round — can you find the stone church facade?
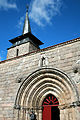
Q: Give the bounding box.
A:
[0,10,80,120]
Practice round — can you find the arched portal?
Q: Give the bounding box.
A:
[14,68,79,120]
[42,94,60,120]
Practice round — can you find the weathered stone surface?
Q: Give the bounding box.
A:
[7,42,39,59]
[0,38,80,120]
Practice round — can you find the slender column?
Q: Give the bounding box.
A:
[74,107,80,120]
[60,110,64,120]
[38,110,42,120]
[26,110,30,120]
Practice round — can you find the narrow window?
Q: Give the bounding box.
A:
[16,49,19,56]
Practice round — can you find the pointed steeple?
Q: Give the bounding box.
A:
[23,5,31,34]
[7,5,43,59]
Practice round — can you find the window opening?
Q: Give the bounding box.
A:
[16,49,19,56]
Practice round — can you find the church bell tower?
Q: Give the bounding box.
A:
[7,8,43,59]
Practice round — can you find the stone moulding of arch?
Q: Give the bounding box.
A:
[14,67,79,111]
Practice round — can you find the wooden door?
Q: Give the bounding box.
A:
[42,106,51,120]
[42,94,59,120]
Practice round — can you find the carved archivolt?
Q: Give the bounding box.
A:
[15,68,79,110]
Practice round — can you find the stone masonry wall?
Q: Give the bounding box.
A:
[7,42,39,59]
[0,38,80,120]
